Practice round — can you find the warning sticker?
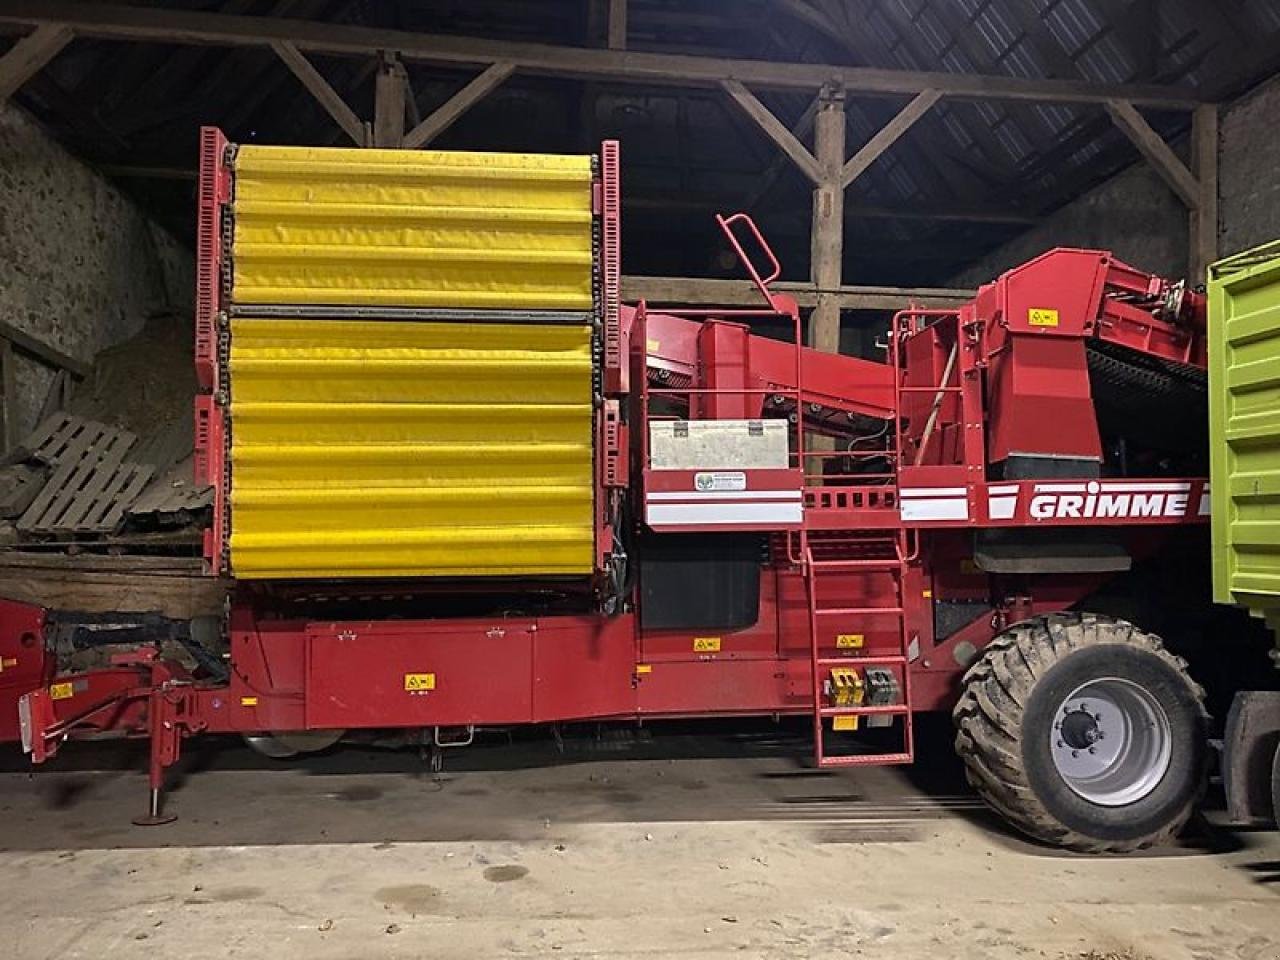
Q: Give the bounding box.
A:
[49,682,74,701]
[1028,308,1059,327]
[835,634,864,649]
[404,673,436,692]
[692,637,721,653]
[832,715,859,731]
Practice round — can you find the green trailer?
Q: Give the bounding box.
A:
[1209,240,1280,826]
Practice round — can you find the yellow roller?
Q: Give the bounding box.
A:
[227,319,594,579]
[231,145,594,310]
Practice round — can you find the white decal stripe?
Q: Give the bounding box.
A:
[646,490,802,502]
[1032,483,1088,493]
[899,486,967,498]
[988,495,1017,520]
[900,499,969,521]
[1098,482,1192,493]
[647,502,803,525]
[988,484,1018,495]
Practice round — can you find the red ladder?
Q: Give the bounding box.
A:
[802,534,915,767]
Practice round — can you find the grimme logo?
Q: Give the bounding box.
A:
[1028,480,1192,520]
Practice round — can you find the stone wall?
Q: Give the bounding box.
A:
[0,102,193,440]
[1219,73,1280,259]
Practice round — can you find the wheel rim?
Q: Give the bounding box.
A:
[1049,677,1172,807]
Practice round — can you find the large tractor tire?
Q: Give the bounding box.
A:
[953,613,1208,853]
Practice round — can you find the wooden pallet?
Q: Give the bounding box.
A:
[15,416,154,537]
[128,480,214,523]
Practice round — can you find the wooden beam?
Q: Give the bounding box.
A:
[372,52,406,147]
[0,2,1204,107]
[721,79,821,184]
[607,0,626,51]
[403,60,514,149]
[840,89,940,188]
[1104,99,1199,208]
[621,275,974,310]
[809,86,844,352]
[270,39,364,145]
[746,93,818,207]
[626,193,1036,225]
[1189,103,1219,282]
[0,318,89,378]
[0,23,72,101]
[0,552,227,620]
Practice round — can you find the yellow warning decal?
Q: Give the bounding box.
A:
[0,657,17,671]
[240,696,259,707]
[832,715,859,731]
[49,682,74,701]
[1028,308,1059,327]
[922,589,933,598]
[404,673,436,692]
[835,634,864,649]
[692,637,721,653]
[646,338,661,353]
[635,664,653,675]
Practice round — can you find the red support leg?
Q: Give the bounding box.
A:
[132,687,182,826]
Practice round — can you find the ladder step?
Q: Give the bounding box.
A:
[819,705,910,717]
[818,752,913,767]
[816,655,908,667]
[807,559,903,570]
[814,606,904,616]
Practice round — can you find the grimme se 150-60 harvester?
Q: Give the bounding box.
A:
[0,131,1234,850]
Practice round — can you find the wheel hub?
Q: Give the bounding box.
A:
[1049,677,1173,807]
[1059,708,1102,749]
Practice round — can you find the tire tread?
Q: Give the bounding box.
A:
[952,612,1207,853]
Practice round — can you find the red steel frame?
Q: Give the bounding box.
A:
[1,132,1214,816]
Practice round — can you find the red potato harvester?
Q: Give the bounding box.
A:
[1,130,1216,851]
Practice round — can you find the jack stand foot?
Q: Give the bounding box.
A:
[132,788,176,827]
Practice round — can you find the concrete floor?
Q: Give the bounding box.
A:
[0,718,1276,959]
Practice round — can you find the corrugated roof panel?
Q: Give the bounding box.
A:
[1250,1,1280,33]
[867,8,899,46]
[993,120,1031,163]
[1033,103,1075,134]
[913,6,951,56]
[1075,31,1134,84]
[1043,0,1104,56]
[1068,139,1104,167]
[939,107,976,150]
[1001,41,1041,79]
[891,45,917,69]
[972,3,1020,55]
[940,47,972,73]
[887,164,918,198]
[974,101,1002,126]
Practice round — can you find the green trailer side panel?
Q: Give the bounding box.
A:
[1209,240,1280,634]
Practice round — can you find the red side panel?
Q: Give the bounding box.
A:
[194,126,230,392]
[193,392,226,574]
[600,140,623,395]
[0,600,51,743]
